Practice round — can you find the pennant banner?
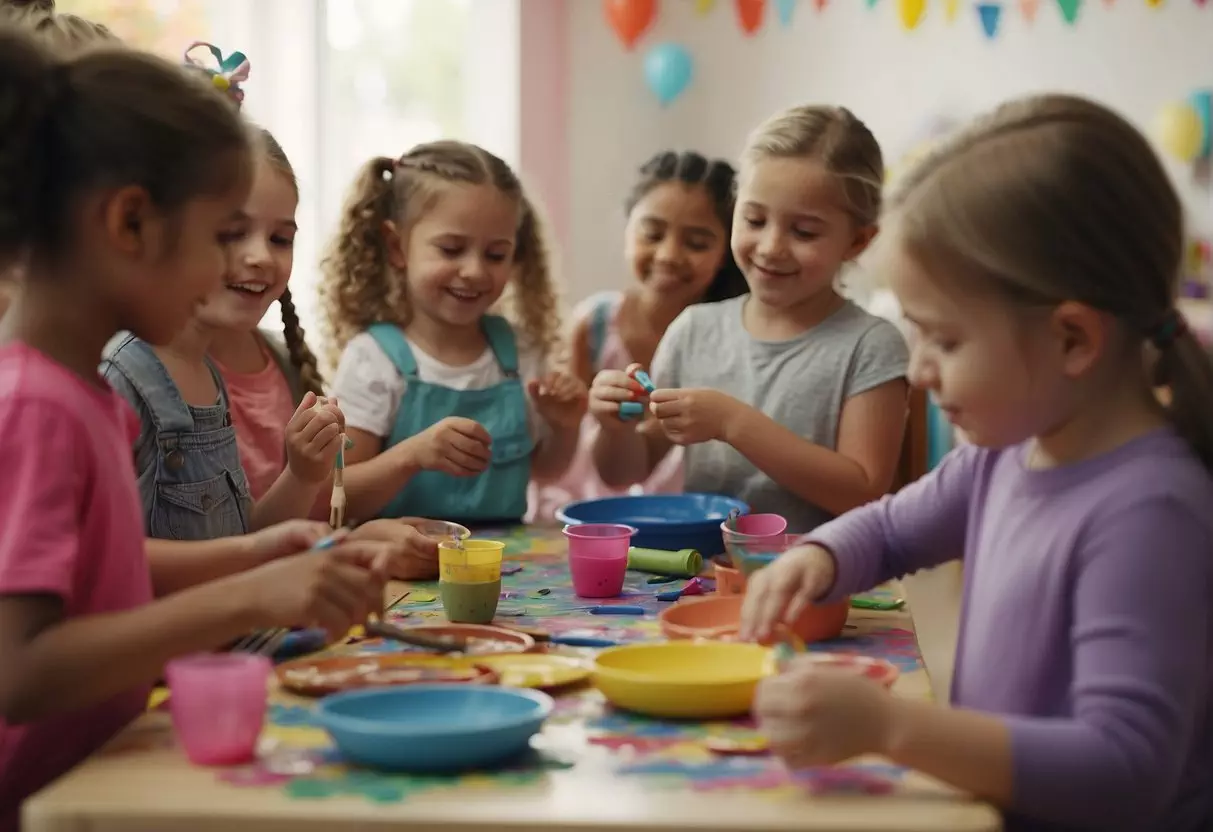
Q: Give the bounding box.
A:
[1057,0,1082,23]
[736,0,766,33]
[695,0,715,14]
[899,0,926,28]
[945,0,961,20]
[976,1,1003,36]
[1021,0,1041,19]
[775,0,797,25]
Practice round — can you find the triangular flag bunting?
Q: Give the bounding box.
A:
[736,0,766,33]
[1145,0,1163,6]
[945,0,961,20]
[899,0,926,28]
[1197,0,1209,7]
[775,0,797,25]
[1056,0,1082,23]
[976,1,1003,36]
[1021,0,1040,18]
[866,0,880,8]
[815,0,828,9]
[695,0,716,14]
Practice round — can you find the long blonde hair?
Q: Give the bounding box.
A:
[891,93,1213,470]
[742,104,884,228]
[318,140,561,370]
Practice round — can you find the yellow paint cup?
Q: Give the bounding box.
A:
[438,539,504,584]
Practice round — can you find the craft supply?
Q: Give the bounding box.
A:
[166,653,270,766]
[556,493,748,556]
[439,540,504,623]
[626,546,703,577]
[705,736,771,756]
[364,619,468,653]
[588,604,646,616]
[501,563,524,576]
[627,366,657,393]
[474,654,591,690]
[851,596,906,611]
[367,623,534,655]
[655,577,707,602]
[550,635,620,648]
[277,654,496,697]
[646,575,679,584]
[565,524,635,598]
[618,401,644,421]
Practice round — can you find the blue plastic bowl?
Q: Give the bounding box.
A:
[556,494,749,556]
[315,684,553,772]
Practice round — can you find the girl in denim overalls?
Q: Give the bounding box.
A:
[101,49,348,541]
[322,141,587,526]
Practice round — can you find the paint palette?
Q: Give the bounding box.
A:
[474,654,592,691]
[276,654,497,698]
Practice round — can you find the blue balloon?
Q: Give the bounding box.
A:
[643,42,693,107]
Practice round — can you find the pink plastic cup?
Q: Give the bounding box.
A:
[166,653,271,766]
[732,513,788,537]
[564,524,636,598]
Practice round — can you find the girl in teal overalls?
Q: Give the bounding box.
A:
[322,141,587,525]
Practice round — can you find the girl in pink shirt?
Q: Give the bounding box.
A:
[529,151,747,520]
[0,33,396,828]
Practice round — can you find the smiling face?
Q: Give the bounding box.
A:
[731,157,874,310]
[391,182,520,329]
[195,156,298,331]
[624,181,728,308]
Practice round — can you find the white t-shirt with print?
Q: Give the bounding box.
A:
[329,330,551,445]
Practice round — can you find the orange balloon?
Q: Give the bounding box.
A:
[736,0,766,33]
[604,0,658,50]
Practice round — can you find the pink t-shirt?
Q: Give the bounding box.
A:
[213,344,295,501]
[528,292,683,522]
[0,343,152,828]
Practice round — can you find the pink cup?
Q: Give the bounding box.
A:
[167,653,271,766]
[732,513,788,537]
[564,524,636,598]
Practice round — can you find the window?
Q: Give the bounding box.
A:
[56,0,517,354]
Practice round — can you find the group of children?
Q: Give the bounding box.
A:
[0,2,1211,830]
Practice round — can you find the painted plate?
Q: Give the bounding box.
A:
[474,654,591,690]
[276,654,496,698]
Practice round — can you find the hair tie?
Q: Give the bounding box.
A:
[1149,308,1188,349]
[183,41,250,108]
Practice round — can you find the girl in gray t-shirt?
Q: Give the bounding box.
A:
[588,105,909,533]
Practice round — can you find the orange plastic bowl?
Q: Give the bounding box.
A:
[659,594,849,645]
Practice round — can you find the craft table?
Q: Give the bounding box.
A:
[24,525,1000,832]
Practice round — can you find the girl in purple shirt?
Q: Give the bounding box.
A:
[742,95,1213,831]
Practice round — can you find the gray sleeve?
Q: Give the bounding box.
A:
[99,360,158,481]
[846,319,909,397]
[651,308,692,389]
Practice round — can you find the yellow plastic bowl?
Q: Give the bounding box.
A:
[591,641,776,719]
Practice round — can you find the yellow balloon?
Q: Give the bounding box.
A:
[1155,101,1204,163]
[899,0,927,28]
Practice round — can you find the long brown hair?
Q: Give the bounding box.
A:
[892,94,1213,471]
[318,140,562,371]
[0,27,251,270]
[256,128,324,398]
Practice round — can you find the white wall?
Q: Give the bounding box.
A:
[566,0,1213,303]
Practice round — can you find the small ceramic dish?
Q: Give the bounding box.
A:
[661,594,849,645]
[801,653,900,689]
[276,654,496,698]
[316,684,553,772]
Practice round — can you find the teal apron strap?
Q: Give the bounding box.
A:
[481,315,519,376]
[366,323,420,377]
[588,295,614,373]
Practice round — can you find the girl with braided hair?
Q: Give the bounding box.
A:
[322,140,586,525]
[529,150,747,520]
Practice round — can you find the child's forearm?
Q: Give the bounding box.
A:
[340,442,421,521]
[0,580,261,724]
[146,536,263,596]
[531,424,580,484]
[726,408,888,515]
[250,470,325,531]
[592,421,667,488]
[880,699,1014,806]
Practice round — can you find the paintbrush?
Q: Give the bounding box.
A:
[363,618,470,653]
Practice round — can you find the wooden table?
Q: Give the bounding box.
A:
[25,525,999,832]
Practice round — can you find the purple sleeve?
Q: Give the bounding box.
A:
[804,444,981,602]
[1006,496,1211,829]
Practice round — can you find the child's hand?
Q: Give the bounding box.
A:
[238,541,390,639]
[406,417,492,476]
[528,371,588,430]
[284,392,345,484]
[755,656,897,768]
[246,519,334,564]
[588,367,648,429]
[647,387,746,445]
[739,545,837,642]
[349,518,440,580]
